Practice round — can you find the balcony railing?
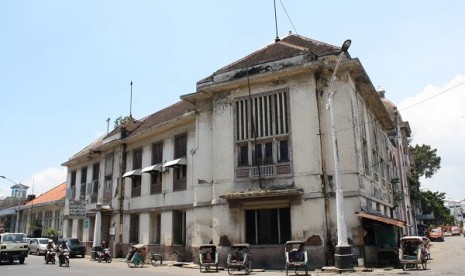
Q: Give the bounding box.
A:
[250,165,275,177]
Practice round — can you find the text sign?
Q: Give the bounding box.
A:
[69,201,87,219]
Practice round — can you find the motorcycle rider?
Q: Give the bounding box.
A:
[45,239,55,261]
[57,240,69,264]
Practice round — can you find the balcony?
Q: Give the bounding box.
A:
[235,163,292,179]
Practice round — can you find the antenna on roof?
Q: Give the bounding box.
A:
[273,0,280,42]
[106,118,110,133]
[129,81,133,118]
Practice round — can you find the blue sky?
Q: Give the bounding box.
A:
[1,1,464,200]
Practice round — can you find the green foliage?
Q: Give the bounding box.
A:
[419,191,454,225]
[409,144,441,203]
[44,228,60,237]
[409,144,441,178]
[114,115,133,129]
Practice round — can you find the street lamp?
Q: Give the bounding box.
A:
[325,39,353,272]
[0,175,29,233]
[93,202,102,247]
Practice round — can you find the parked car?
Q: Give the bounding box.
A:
[451,226,461,236]
[428,227,444,242]
[28,238,49,255]
[57,238,86,258]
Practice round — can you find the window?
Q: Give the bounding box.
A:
[133,148,143,170]
[235,89,291,176]
[104,153,113,191]
[151,142,163,194]
[131,148,142,197]
[172,210,186,245]
[129,214,139,244]
[91,162,99,203]
[173,134,187,191]
[173,166,187,191]
[245,207,290,245]
[70,171,76,200]
[54,210,61,230]
[150,213,161,244]
[80,167,87,200]
[238,144,249,167]
[174,134,187,159]
[152,142,163,164]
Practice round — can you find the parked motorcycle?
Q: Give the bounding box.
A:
[45,249,56,264]
[98,248,112,263]
[58,248,70,267]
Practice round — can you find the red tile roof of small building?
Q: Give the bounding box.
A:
[25,182,66,206]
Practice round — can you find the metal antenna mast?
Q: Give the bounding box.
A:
[273,0,280,42]
[129,81,133,118]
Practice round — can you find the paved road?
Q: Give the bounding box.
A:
[2,236,465,275]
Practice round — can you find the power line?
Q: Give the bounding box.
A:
[399,80,465,112]
[279,0,298,34]
[325,80,465,136]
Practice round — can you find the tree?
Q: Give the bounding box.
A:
[409,144,441,202]
[410,144,441,178]
[114,115,133,129]
[409,144,453,224]
[420,191,454,225]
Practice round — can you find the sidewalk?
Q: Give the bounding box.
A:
[110,256,400,275]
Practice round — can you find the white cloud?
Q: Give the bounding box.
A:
[26,167,67,197]
[399,74,465,200]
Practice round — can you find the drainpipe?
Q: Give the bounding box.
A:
[119,143,127,250]
[315,71,334,266]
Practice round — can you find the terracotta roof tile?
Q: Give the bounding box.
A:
[199,34,340,83]
[25,182,66,206]
[125,100,195,138]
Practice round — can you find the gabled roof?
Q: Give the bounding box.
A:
[197,34,341,85]
[63,100,195,164]
[123,100,195,138]
[25,182,66,206]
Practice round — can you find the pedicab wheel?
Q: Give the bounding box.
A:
[127,261,135,268]
[133,260,144,267]
[151,254,162,266]
[106,256,112,263]
[244,260,252,275]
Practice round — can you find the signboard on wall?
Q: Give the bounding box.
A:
[69,201,86,219]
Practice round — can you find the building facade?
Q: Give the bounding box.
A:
[62,34,413,269]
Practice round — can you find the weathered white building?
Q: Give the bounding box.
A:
[61,33,413,269]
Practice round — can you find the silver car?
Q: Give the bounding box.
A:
[29,238,49,255]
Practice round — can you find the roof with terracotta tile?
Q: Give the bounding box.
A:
[124,100,195,138]
[198,34,341,84]
[25,182,66,206]
[65,100,195,162]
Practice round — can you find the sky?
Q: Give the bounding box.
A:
[1,1,464,200]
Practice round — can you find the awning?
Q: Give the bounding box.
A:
[122,169,142,178]
[356,211,405,228]
[164,157,187,167]
[141,164,163,173]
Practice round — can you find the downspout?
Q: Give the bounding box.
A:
[119,142,127,252]
[315,71,334,266]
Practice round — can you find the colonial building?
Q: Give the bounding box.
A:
[62,33,413,269]
[0,182,29,233]
[24,182,66,238]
